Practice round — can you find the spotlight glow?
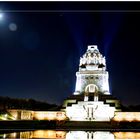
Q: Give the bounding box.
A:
[0,13,3,20]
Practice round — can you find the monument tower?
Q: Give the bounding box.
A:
[62,45,121,121]
[74,45,110,97]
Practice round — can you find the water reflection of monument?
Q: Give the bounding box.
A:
[66,131,114,140]
[63,45,121,121]
[4,130,140,139]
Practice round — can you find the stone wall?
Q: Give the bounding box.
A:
[113,112,140,122]
[8,109,34,120]
[33,111,67,120]
[8,109,67,121]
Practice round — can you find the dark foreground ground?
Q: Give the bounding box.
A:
[0,120,140,133]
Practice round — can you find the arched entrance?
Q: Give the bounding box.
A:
[84,84,98,101]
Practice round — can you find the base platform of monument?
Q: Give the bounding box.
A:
[62,94,121,121]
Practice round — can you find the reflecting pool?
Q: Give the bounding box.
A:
[1,130,140,139]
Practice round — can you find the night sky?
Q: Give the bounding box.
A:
[0,2,140,105]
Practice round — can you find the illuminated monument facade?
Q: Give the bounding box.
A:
[74,45,109,96]
[63,45,121,121]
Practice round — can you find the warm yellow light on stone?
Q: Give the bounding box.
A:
[33,111,66,120]
[113,132,140,139]
[33,130,66,139]
[113,112,140,122]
